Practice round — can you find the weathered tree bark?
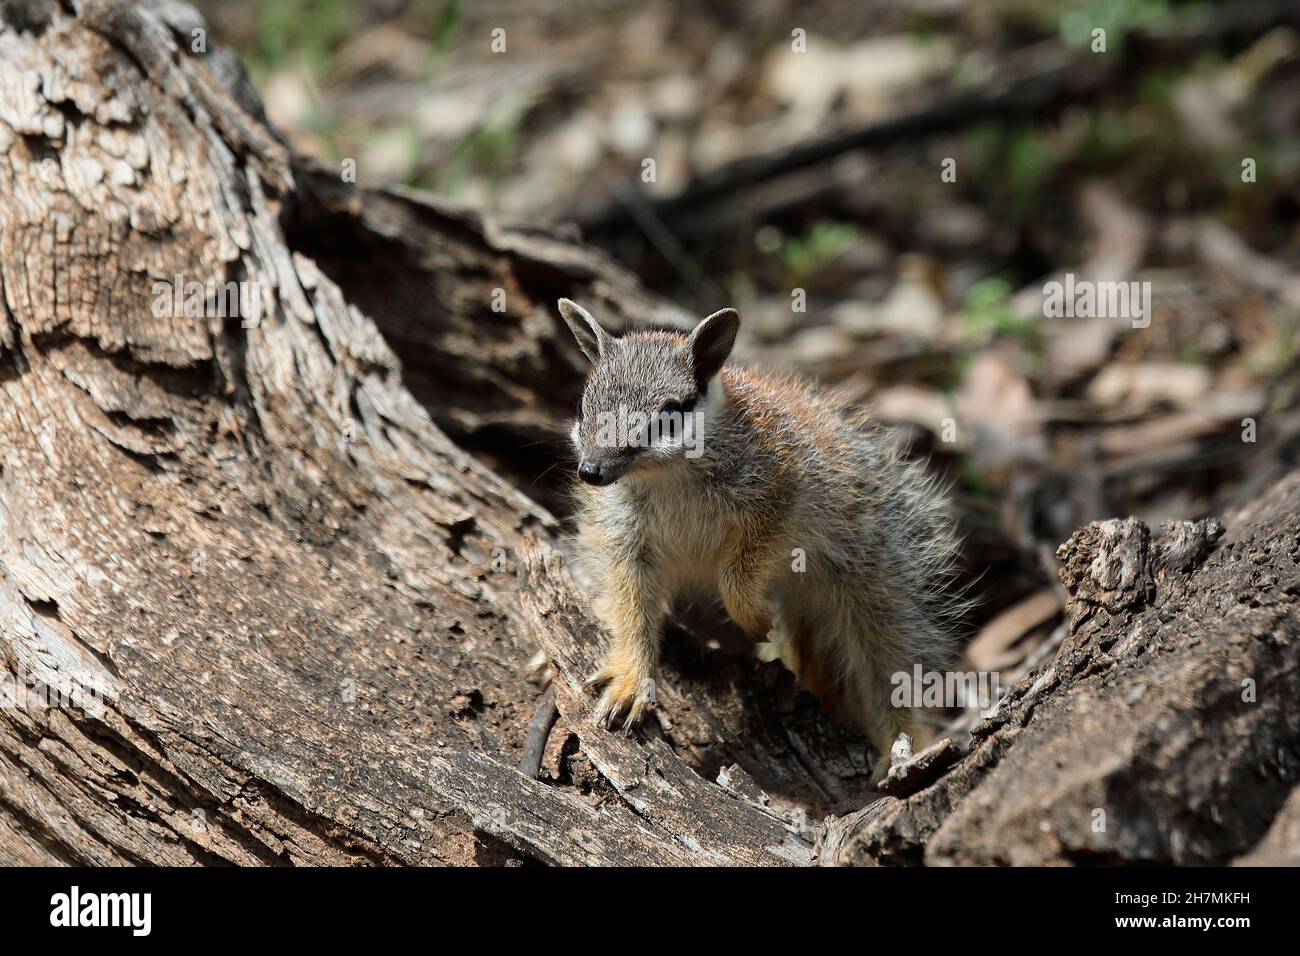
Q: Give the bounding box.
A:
[0,0,1296,868]
[821,500,1300,866]
[0,0,851,866]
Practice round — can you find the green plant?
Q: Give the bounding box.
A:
[963,277,1029,339]
[253,0,353,76]
[1057,0,1172,50]
[429,0,463,61]
[960,276,1042,371]
[770,221,859,286]
[967,123,1059,224]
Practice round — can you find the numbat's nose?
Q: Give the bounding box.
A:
[578,461,608,486]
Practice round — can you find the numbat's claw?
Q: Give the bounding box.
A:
[587,664,654,731]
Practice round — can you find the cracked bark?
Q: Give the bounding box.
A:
[0,0,840,866]
[823,502,1299,865]
[1,0,1296,867]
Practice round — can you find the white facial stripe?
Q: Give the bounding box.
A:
[697,375,725,418]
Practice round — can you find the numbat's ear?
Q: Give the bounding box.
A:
[558,298,609,364]
[688,308,739,386]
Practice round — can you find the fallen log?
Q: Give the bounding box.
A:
[822,505,1300,865]
[0,0,853,866]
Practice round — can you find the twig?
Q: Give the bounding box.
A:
[517,685,559,779]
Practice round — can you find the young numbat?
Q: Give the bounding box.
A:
[558,298,964,779]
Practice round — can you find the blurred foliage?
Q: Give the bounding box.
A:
[431,0,464,58]
[247,0,461,78]
[767,222,861,288]
[251,0,353,76]
[967,123,1057,225]
[1055,0,1173,50]
[961,276,1041,360]
[415,93,527,194]
[1246,310,1300,379]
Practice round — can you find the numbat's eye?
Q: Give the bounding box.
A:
[659,395,697,417]
[657,398,695,441]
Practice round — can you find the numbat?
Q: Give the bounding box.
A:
[558,298,964,779]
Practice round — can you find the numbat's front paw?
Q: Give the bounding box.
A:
[584,664,656,732]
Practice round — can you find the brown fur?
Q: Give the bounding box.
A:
[557,299,962,779]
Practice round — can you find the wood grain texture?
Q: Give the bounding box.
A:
[0,0,840,867]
